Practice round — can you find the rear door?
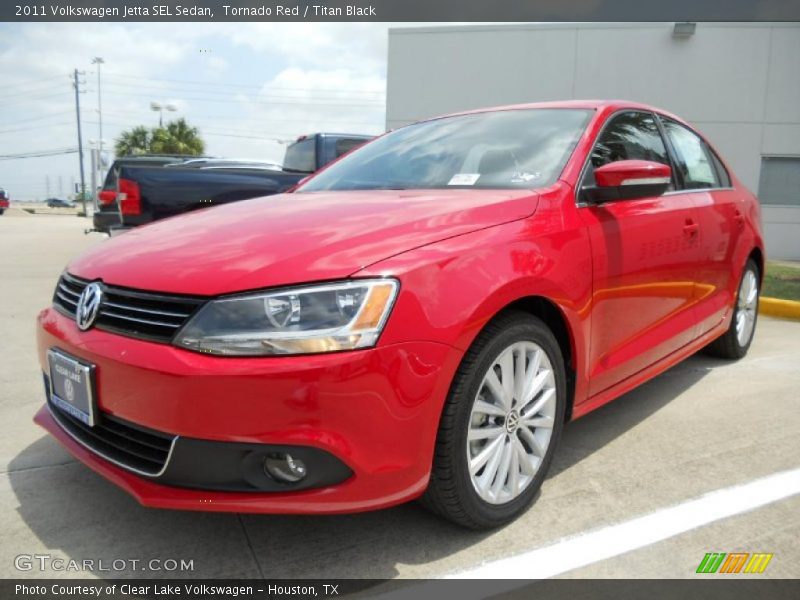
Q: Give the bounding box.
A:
[659,117,741,336]
[578,111,703,396]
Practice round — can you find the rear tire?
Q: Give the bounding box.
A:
[422,311,566,529]
[705,259,760,359]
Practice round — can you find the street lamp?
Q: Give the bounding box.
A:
[150,101,178,127]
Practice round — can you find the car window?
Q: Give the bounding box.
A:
[708,149,731,188]
[661,119,720,189]
[283,138,316,173]
[334,138,366,158]
[584,111,672,188]
[300,108,593,192]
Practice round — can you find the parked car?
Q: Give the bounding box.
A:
[92,134,371,233]
[0,188,8,215]
[46,198,74,208]
[35,101,763,528]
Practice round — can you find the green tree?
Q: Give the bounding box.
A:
[114,126,152,156]
[151,119,205,155]
[113,119,205,157]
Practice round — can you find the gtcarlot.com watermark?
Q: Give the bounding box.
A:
[15,554,194,573]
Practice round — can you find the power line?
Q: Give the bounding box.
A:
[0,110,75,127]
[98,89,384,108]
[96,80,385,104]
[98,108,380,127]
[0,147,79,160]
[2,74,68,89]
[0,91,73,108]
[102,72,385,96]
[0,121,74,134]
[0,84,72,101]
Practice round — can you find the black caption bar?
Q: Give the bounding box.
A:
[4,580,800,600]
[4,0,800,22]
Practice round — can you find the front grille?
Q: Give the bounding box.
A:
[45,378,176,476]
[53,272,205,343]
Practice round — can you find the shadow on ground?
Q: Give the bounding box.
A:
[8,353,726,579]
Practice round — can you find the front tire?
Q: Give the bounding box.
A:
[422,311,566,529]
[705,259,760,359]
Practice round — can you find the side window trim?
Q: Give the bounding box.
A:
[653,113,684,191]
[576,109,673,204]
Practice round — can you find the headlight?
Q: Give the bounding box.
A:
[174,279,399,356]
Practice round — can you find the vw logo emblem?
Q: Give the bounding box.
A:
[63,378,75,403]
[76,282,104,331]
[505,410,520,434]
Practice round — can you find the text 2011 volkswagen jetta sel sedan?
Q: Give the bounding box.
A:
[35,101,763,528]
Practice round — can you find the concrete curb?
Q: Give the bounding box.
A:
[760,297,800,320]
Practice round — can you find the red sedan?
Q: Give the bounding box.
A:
[35,101,764,528]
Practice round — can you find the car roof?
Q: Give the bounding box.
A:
[430,100,687,125]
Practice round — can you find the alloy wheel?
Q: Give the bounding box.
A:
[466,341,556,505]
[736,269,758,347]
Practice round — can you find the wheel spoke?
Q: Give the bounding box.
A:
[477,434,506,491]
[746,279,758,305]
[518,425,546,457]
[521,386,555,420]
[508,442,520,496]
[512,436,537,476]
[469,435,504,475]
[499,350,515,410]
[520,369,550,410]
[473,399,506,418]
[514,347,527,405]
[468,426,505,442]
[522,415,554,429]
[483,370,507,408]
[491,440,513,498]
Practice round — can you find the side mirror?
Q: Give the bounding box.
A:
[584,160,671,204]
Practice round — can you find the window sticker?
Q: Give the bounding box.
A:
[510,171,542,184]
[448,173,481,186]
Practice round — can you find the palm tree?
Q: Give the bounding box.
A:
[150,118,205,155]
[114,126,152,156]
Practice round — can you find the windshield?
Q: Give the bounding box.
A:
[299,108,592,192]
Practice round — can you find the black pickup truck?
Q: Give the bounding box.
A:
[93,133,372,233]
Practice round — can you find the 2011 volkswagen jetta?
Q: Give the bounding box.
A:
[35,101,764,528]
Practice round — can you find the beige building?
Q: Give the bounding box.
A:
[386,23,800,259]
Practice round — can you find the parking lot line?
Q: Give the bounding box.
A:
[448,466,800,579]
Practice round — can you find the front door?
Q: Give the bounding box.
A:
[578,111,702,396]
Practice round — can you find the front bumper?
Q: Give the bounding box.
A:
[35,307,461,513]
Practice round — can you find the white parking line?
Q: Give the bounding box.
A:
[448,467,800,579]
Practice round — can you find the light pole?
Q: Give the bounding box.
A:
[91,57,104,157]
[150,101,177,127]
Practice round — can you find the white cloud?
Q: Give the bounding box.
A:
[0,22,442,199]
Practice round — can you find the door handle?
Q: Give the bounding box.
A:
[683,219,699,238]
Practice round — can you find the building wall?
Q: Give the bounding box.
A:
[386,23,800,259]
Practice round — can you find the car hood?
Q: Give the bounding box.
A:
[69,189,539,295]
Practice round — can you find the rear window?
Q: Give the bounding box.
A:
[334,138,366,158]
[283,139,316,173]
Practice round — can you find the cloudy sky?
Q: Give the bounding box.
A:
[0,22,432,200]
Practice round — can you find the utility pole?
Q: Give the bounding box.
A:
[73,68,87,216]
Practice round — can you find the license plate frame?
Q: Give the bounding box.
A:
[47,348,98,427]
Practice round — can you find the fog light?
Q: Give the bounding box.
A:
[264,453,307,483]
